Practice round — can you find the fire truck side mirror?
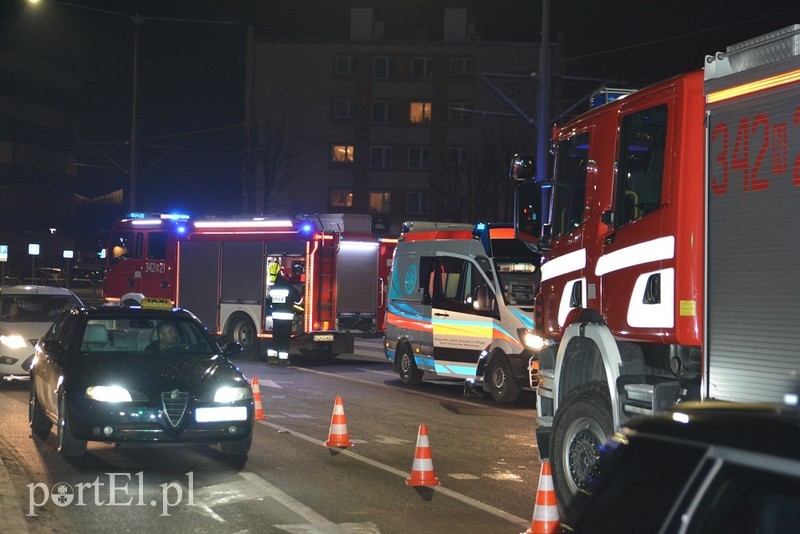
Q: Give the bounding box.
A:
[514,183,543,244]
[509,154,536,182]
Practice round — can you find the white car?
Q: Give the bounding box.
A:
[0,285,84,380]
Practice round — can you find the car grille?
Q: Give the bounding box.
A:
[161,390,189,427]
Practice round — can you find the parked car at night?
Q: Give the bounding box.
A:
[0,285,83,380]
[569,402,800,533]
[28,304,254,459]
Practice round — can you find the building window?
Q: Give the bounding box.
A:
[446,146,469,166]
[372,101,394,124]
[448,102,471,122]
[331,145,354,163]
[333,99,356,119]
[412,57,433,80]
[407,192,428,214]
[373,56,394,79]
[369,192,391,214]
[334,55,357,74]
[370,146,392,169]
[449,57,472,75]
[408,147,430,169]
[409,102,432,124]
[330,190,354,208]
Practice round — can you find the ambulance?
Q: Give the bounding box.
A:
[384,221,541,402]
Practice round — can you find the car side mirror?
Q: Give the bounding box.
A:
[222,342,244,358]
[472,285,496,311]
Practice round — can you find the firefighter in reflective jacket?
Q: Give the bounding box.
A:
[267,263,302,365]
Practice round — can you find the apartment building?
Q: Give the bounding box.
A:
[245,7,551,231]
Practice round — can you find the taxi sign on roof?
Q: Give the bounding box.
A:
[141,298,173,310]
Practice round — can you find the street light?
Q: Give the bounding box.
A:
[27,0,237,211]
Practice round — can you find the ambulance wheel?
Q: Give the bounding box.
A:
[397,345,423,385]
[550,381,612,523]
[488,355,520,403]
[230,314,259,360]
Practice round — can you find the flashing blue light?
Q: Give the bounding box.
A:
[176,225,187,235]
[128,212,146,219]
[301,223,313,233]
[475,223,486,231]
[163,213,190,221]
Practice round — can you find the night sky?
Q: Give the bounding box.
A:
[2,0,800,217]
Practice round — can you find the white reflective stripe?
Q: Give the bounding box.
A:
[269,289,289,297]
[272,312,294,320]
[267,349,277,356]
[595,236,674,276]
[541,249,586,282]
[278,352,289,359]
[627,268,674,328]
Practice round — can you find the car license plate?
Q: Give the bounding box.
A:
[314,334,334,342]
[272,295,286,303]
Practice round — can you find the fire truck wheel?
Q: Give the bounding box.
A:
[397,344,423,385]
[229,314,259,360]
[488,354,520,403]
[550,381,612,523]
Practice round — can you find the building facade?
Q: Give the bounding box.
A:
[245,7,553,231]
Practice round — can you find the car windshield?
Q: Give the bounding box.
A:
[494,261,538,306]
[79,317,217,355]
[0,294,79,322]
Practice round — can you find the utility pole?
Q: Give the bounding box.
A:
[536,0,550,182]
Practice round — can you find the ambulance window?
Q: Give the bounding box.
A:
[147,232,168,260]
[433,257,485,312]
[614,104,667,227]
[552,132,589,238]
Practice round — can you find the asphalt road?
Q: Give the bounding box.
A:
[0,344,541,533]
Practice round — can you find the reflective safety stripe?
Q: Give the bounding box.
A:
[272,312,294,320]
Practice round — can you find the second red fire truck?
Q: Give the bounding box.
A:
[512,24,800,520]
[102,213,395,360]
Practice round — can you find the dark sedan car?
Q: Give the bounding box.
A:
[570,402,800,533]
[28,306,254,459]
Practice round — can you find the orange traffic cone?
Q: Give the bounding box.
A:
[405,424,440,486]
[251,376,266,421]
[324,396,353,448]
[527,460,561,534]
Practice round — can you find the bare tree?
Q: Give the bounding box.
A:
[431,121,533,223]
[242,121,298,216]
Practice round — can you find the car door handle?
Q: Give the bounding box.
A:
[434,312,449,317]
[604,233,616,246]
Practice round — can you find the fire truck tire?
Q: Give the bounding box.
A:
[229,314,259,360]
[550,381,612,523]
[397,344,423,385]
[488,354,520,403]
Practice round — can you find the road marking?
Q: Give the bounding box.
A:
[356,368,395,377]
[261,379,283,389]
[258,420,530,529]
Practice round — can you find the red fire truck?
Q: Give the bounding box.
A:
[511,25,800,519]
[102,212,395,360]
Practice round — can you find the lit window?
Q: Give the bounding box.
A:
[408,147,430,169]
[407,192,428,214]
[332,145,354,163]
[410,102,432,124]
[333,99,356,119]
[412,57,433,80]
[374,56,394,79]
[369,192,391,214]
[449,57,472,75]
[334,56,357,74]
[330,190,354,208]
[370,147,392,169]
[372,102,394,124]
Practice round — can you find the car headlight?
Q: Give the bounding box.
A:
[214,386,252,403]
[85,385,133,402]
[0,334,27,350]
[518,328,549,351]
